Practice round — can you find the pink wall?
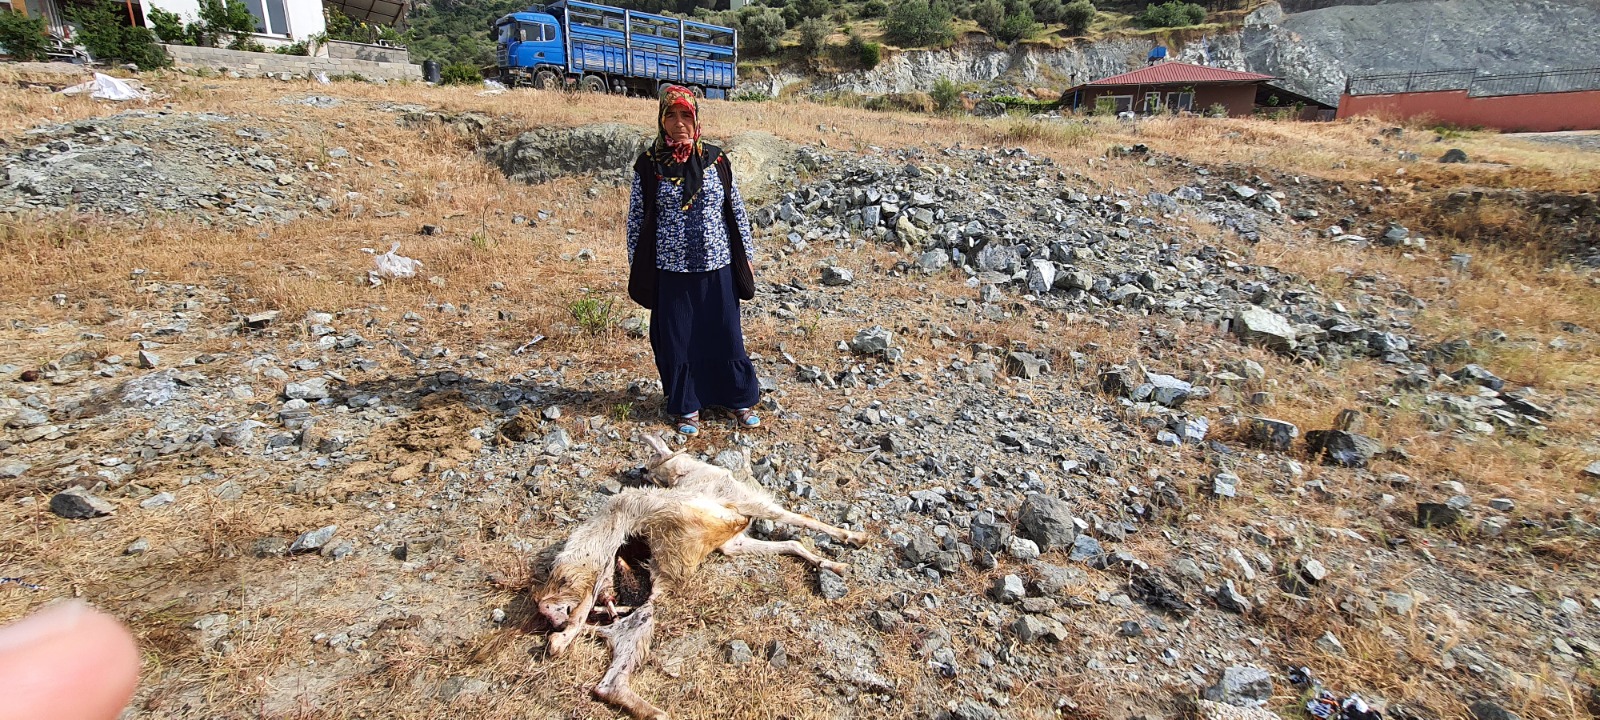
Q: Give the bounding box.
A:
[1337,89,1600,132]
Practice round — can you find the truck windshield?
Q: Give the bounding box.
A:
[498,23,515,43]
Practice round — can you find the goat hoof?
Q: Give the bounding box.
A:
[547,632,575,656]
[821,561,849,575]
[843,531,869,547]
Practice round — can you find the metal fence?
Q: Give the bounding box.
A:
[1467,67,1600,97]
[1346,69,1477,95]
[1347,66,1600,98]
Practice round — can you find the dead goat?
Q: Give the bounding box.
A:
[536,433,867,720]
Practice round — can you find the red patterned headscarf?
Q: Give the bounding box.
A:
[648,85,716,211]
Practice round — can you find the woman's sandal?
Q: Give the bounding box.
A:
[734,408,761,428]
[674,412,700,436]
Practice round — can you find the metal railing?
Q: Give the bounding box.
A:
[1467,67,1600,97]
[1347,66,1600,98]
[1346,69,1477,95]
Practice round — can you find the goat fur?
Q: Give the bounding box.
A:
[535,433,867,719]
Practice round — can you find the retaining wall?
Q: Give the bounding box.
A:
[1337,89,1600,132]
[326,40,411,65]
[161,44,421,81]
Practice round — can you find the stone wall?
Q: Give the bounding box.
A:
[161,44,421,81]
[326,40,411,65]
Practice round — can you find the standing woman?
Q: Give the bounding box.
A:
[626,85,760,436]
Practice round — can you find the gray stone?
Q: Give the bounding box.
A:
[817,569,847,600]
[766,640,789,668]
[1299,557,1329,583]
[869,609,903,632]
[6,407,48,428]
[849,325,894,355]
[284,378,330,401]
[212,480,245,501]
[0,461,30,479]
[1415,503,1463,528]
[137,350,160,369]
[1332,408,1367,433]
[1212,472,1240,498]
[1145,373,1193,407]
[1215,579,1252,614]
[990,574,1026,603]
[140,492,176,509]
[1488,498,1515,512]
[1068,534,1104,562]
[1006,535,1041,561]
[125,537,150,555]
[543,428,573,455]
[1025,258,1056,294]
[1305,430,1382,468]
[1584,461,1600,479]
[1468,701,1520,720]
[1383,591,1415,615]
[821,266,854,286]
[290,525,338,553]
[1011,614,1067,643]
[728,640,753,665]
[1233,307,1298,352]
[1016,494,1077,551]
[1033,562,1085,594]
[1203,665,1273,708]
[1453,364,1505,390]
[915,250,949,272]
[1005,351,1046,379]
[1315,631,1346,655]
[1057,269,1094,291]
[50,488,116,519]
[940,699,1000,720]
[1441,148,1470,164]
[1246,417,1299,451]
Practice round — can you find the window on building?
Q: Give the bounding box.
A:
[241,0,288,35]
[1143,92,1162,113]
[1164,91,1194,112]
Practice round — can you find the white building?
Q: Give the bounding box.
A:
[140,0,326,45]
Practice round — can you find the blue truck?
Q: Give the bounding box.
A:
[492,0,738,99]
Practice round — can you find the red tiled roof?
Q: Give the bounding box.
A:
[1087,62,1275,86]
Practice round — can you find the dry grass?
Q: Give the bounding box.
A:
[2,73,1599,720]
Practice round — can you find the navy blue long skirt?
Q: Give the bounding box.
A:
[650,265,760,417]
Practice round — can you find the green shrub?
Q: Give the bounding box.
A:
[796,16,829,53]
[930,76,963,113]
[992,6,1037,43]
[440,62,481,84]
[0,9,49,62]
[737,6,786,54]
[195,0,258,48]
[569,297,621,335]
[884,0,954,47]
[1060,0,1095,35]
[273,40,308,55]
[1135,0,1204,28]
[847,31,881,69]
[146,7,189,44]
[68,0,171,68]
[970,0,1003,31]
[732,88,772,101]
[861,0,889,16]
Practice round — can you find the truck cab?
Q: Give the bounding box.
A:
[495,11,567,89]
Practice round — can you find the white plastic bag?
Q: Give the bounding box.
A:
[478,79,508,96]
[371,242,423,280]
[58,73,149,101]
[315,71,332,85]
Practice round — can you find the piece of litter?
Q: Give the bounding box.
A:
[368,242,423,286]
[1,577,46,591]
[58,73,150,101]
[513,336,547,355]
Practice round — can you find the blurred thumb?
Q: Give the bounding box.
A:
[0,600,141,720]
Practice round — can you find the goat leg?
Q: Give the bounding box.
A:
[594,603,669,720]
[720,532,849,574]
[757,506,870,547]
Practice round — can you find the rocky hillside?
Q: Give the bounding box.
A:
[2,68,1599,720]
[783,0,1600,105]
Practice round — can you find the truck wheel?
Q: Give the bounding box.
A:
[581,75,607,93]
[533,70,559,91]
